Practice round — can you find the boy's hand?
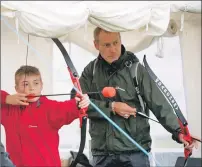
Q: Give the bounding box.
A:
[75,94,90,109]
[5,93,29,106]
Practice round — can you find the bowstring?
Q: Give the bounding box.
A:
[23,34,29,93]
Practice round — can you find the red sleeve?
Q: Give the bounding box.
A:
[47,98,79,130]
[1,90,9,126]
[1,90,9,104]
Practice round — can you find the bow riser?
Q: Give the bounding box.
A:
[67,67,81,90]
[178,119,193,159]
[67,67,88,128]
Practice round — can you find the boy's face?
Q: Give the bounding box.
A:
[15,74,43,102]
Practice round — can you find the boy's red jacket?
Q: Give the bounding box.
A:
[1,90,80,167]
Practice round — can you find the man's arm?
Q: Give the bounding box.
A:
[1,142,15,167]
[137,64,182,143]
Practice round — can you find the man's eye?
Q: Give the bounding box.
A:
[104,44,111,48]
[34,82,39,85]
[114,41,118,45]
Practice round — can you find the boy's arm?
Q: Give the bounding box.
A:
[1,90,28,126]
[1,90,9,105]
[47,98,80,130]
[1,90,9,126]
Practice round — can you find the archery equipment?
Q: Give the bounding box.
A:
[142,55,197,167]
[26,86,117,99]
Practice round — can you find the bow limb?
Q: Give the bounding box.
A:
[52,38,88,167]
[143,55,195,167]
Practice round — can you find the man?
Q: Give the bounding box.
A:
[1,142,15,167]
[75,27,198,167]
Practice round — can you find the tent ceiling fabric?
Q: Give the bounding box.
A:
[1,1,201,54]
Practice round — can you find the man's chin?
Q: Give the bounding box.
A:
[107,58,118,64]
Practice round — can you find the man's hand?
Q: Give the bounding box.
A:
[5,93,29,106]
[111,102,136,119]
[75,94,90,109]
[178,133,199,151]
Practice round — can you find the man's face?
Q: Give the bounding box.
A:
[15,74,43,102]
[94,31,122,64]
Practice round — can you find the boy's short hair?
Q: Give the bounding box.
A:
[15,65,41,85]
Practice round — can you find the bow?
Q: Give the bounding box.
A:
[142,55,197,167]
[52,38,88,167]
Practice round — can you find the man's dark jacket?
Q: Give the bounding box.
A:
[76,45,181,156]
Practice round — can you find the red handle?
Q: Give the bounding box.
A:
[68,68,88,128]
[178,119,193,158]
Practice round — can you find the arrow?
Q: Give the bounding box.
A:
[136,112,202,143]
[26,86,118,99]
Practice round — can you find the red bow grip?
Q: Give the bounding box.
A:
[68,68,88,128]
[178,119,193,159]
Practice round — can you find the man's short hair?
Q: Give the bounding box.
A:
[94,27,105,41]
[93,27,121,42]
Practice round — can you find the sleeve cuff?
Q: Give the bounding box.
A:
[172,128,183,144]
[105,101,115,115]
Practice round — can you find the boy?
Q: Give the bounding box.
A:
[1,65,90,167]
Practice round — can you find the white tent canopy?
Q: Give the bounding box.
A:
[1,1,201,54]
[1,0,201,159]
